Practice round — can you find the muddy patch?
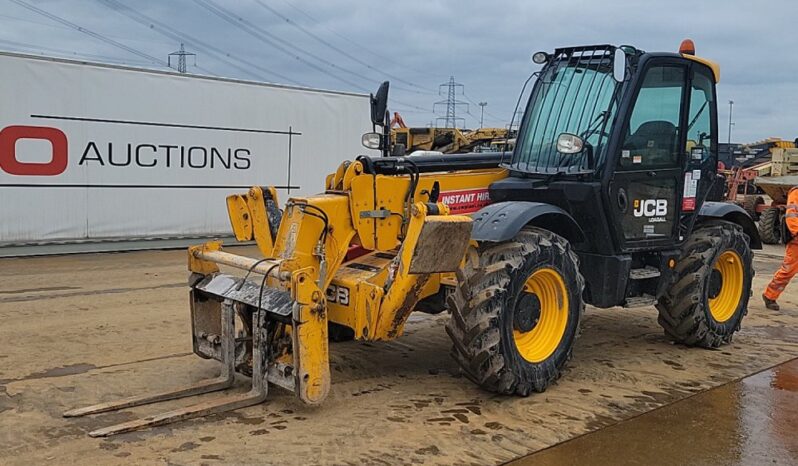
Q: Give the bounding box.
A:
[0,363,97,385]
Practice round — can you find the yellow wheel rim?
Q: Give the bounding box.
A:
[513,268,569,363]
[708,250,744,322]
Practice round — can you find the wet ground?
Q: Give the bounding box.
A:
[513,358,798,466]
[1,244,797,465]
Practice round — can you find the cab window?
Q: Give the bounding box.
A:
[685,68,714,162]
[620,65,686,169]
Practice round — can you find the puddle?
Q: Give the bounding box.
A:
[512,358,798,465]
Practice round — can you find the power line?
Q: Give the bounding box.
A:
[463,91,507,123]
[8,0,169,68]
[463,110,482,127]
[0,12,80,32]
[0,38,153,66]
[93,0,432,109]
[195,0,437,102]
[280,0,440,81]
[193,0,371,92]
[0,12,166,45]
[94,0,302,84]
[16,0,431,110]
[191,0,438,115]
[253,0,434,94]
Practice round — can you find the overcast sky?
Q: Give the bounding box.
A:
[2,0,796,142]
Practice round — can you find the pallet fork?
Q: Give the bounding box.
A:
[64,300,270,437]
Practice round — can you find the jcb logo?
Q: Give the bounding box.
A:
[633,199,668,217]
[0,125,68,176]
[325,284,350,306]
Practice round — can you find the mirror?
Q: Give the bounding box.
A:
[370,81,390,126]
[613,48,626,82]
[361,132,382,150]
[556,133,584,154]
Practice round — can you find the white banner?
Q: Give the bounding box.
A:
[0,52,374,245]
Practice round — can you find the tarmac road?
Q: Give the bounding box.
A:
[1,244,797,465]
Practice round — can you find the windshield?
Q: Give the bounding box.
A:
[510,48,622,175]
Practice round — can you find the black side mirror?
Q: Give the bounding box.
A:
[371,81,389,127]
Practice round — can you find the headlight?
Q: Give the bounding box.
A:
[532,52,549,64]
[361,132,382,150]
[556,133,584,154]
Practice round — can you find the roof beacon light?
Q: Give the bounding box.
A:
[679,39,696,55]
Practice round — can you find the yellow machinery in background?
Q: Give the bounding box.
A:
[392,124,509,154]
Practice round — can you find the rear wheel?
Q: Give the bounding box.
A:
[656,222,753,347]
[742,195,764,221]
[445,227,584,395]
[759,207,782,244]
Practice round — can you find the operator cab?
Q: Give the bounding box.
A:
[491,40,721,256]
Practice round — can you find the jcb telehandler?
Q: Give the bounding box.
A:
[66,40,760,436]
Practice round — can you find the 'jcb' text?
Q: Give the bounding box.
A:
[633,199,668,222]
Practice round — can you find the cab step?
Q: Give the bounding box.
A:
[623,294,656,308]
[629,266,661,280]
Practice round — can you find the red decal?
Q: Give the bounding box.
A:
[682,197,696,211]
[439,188,491,214]
[0,125,68,176]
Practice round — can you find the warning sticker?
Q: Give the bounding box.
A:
[439,188,491,214]
[682,172,697,211]
[691,147,704,160]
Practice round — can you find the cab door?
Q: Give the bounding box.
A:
[608,60,688,251]
[682,65,719,214]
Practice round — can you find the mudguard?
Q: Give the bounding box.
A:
[471,201,585,244]
[699,201,762,249]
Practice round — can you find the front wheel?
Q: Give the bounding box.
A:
[656,222,753,347]
[445,227,584,395]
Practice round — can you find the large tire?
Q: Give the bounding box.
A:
[656,222,753,348]
[759,207,782,244]
[445,227,584,395]
[742,195,764,221]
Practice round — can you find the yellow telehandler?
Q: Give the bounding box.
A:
[66,41,761,436]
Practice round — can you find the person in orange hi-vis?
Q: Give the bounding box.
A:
[763,187,798,310]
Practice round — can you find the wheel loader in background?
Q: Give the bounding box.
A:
[389,110,511,155]
[392,124,511,154]
[65,40,761,436]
